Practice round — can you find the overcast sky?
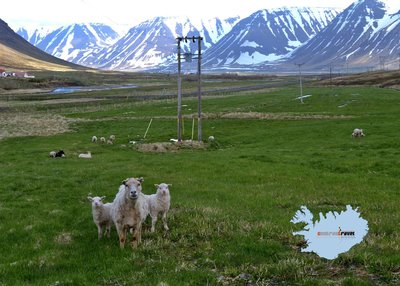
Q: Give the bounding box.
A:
[0,0,369,32]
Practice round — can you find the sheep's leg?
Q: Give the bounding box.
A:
[151,215,158,232]
[162,212,169,231]
[106,224,111,238]
[116,224,126,248]
[97,225,102,239]
[131,223,141,248]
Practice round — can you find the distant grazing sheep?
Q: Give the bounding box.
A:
[100,137,106,143]
[87,196,113,239]
[109,135,116,142]
[352,128,365,138]
[111,177,147,248]
[107,139,113,145]
[144,183,171,232]
[49,150,65,158]
[79,151,92,159]
[92,136,98,143]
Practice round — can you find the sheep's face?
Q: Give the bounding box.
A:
[155,183,171,196]
[88,196,105,208]
[123,177,144,200]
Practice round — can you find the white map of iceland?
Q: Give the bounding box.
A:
[291,205,369,260]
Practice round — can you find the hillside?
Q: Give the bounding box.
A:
[321,70,400,88]
[0,19,84,71]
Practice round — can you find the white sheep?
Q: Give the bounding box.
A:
[79,151,92,158]
[92,136,98,143]
[111,177,147,248]
[352,128,365,138]
[144,183,171,232]
[107,139,113,145]
[109,135,116,142]
[87,196,113,239]
[100,137,106,143]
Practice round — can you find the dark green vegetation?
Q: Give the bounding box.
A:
[0,74,399,285]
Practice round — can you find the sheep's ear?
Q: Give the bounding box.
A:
[154,184,159,188]
[87,196,93,202]
[122,178,128,186]
[138,177,144,183]
[100,196,106,200]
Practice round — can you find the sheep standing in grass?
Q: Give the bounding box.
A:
[352,128,365,138]
[79,151,92,158]
[92,136,98,143]
[109,135,116,142]
[144,183,171,232]
[88,196,113,239]
[100,137,106,143]
[111,177,147,248]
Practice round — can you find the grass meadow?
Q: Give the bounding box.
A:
[0,82,399,285]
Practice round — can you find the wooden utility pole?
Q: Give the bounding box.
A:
[197,37,202,142]
[177,39,183,142]
[176,36,203,142]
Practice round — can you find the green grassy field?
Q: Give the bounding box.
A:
[0,82,399,285]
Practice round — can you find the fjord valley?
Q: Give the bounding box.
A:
[0,0,399,285]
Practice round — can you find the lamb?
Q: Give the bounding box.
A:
[92,135,98,143]
[107,139,113,145]
[87,196,113,239]
[109,135,116,142]
[352,128,365,138]
[144,183,171,232]
[111,177,147,248]
[100,137,106,143]
[49,150,65,158]
[79,151,92,158]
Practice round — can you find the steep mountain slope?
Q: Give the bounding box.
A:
[96,16,239,70]
[0,19,84,71]
[286,0,400,70]
[35,23,120,67]
[202,7,340,69]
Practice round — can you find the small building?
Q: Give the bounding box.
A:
[14,72,35,78]
[0,71,35,78]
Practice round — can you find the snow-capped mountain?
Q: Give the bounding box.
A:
[96,16,240,70]
[17,27,53,46]
[286,0,400,70]
[32,23,120,67]
[11,1,400,72]
[202,7,340,69]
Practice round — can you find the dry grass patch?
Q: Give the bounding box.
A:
[203,112,353,120]
[0,113,71,140]
[137,141,205,153]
